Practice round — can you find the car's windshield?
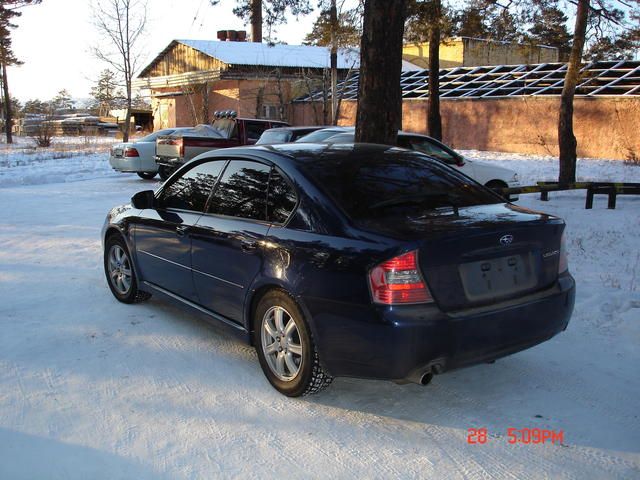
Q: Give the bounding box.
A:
[256,130,292,145]
[299,149,499,221]
[323,133,354,143]
[296,128,351,143]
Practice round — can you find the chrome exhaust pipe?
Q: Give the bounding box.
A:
[420,372,433,386]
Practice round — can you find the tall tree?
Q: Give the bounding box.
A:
[210,0,312,43]
[92,0,147,142]
[405,0,454,141]
[558,0,589,185]
[0,1,40,144]
[355,0,408,144]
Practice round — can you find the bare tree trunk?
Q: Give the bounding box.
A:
[251,0,262,43]
[123,82,132,142]
[202,82,210,124]
[558,0,589,185]
[427,0,442,141]
[2,58,12,144]
[330,0,338,125]
[355,0,407,145]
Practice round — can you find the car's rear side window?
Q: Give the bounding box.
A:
[267,169,297,224]
[208,160,271,221]
[300,151,499,220]
[160,160,226,212]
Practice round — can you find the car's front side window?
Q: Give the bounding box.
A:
[207,160,271,221]
[409,138,458,164]
[159,160,226,212]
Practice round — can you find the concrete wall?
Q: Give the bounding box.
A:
[292,96,640,160]
[402,38,559,69]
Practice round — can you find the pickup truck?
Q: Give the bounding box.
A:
[155,113,288,179]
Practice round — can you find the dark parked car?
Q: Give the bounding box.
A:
[102,143,575,397]
[255,126,328,145]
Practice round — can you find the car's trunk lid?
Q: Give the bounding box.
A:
[358,203,565,312]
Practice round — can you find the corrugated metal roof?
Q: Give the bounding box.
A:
[177,39,360,69]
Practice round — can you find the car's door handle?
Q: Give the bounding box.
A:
[240,240,257,253]
[175,225,190,237]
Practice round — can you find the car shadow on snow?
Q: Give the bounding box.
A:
[0,428,172,480]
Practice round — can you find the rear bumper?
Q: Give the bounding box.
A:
[305,272,575,382]
[109,156,157,173]
[155,156,184,168]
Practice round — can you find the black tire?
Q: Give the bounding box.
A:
[137,171,157,180]
[158,165,173,181]
[104,234,151,304]
[253,290,333,397]
[485,180,510,199]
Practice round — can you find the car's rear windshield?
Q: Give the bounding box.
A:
[256,130,292,145]
[299,149,501,220]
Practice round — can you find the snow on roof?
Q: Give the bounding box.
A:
[177,39,361,70]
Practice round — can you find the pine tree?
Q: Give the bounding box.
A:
[528,4,572,60]
[355,0,408,145]
[90,69,125,116]
[51,89,74,111]
[303,7,361,47]
[0,1,41,143]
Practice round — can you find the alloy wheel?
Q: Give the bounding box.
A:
[260,306,303,381]
[108,244,132,295]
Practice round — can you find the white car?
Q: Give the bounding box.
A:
[109,128,194,180]
[321,130,521,199]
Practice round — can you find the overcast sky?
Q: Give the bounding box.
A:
[8,0,323,102]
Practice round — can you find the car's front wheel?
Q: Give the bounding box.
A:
[104,235,151,304]
[253,290,333,397]
[137,171,157,180]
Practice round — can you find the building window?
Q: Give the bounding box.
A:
[261,105,279,120]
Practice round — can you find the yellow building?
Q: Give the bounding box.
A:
[403,37,559,68]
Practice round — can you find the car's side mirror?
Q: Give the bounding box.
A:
[456,156,466,167]
[131,190,155,209]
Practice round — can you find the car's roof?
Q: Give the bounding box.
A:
[263,126,328,132]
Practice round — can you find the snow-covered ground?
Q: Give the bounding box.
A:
[0,141,639,479]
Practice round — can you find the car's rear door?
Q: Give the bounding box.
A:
[134,159,227,300]
[190,159,272,323]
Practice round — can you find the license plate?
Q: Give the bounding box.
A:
[459,253,537,301]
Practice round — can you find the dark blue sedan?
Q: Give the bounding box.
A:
[102,143,575,397]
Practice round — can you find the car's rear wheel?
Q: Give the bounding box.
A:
[485,180,510,200]
[158,165,173,181]
[253,290,333,397]
[137,171,157,180]
[104,235,151,304]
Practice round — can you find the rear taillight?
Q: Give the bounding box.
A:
[124,147,140,157]
[369,250,433,305]
[558,231,568,273]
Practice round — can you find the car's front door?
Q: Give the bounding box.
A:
[190,159,273,323]
[134,160,227,300]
